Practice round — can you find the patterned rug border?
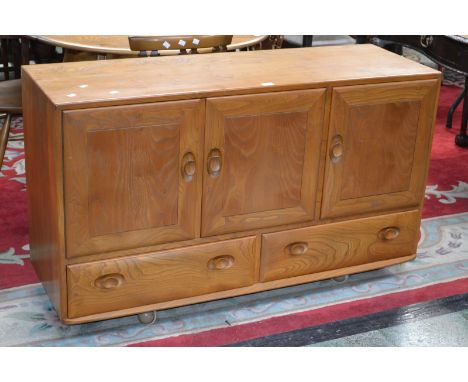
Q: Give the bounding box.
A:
[0,212,467,346]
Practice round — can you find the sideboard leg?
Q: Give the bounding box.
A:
[138,311,157,325]
[332,275,349,283]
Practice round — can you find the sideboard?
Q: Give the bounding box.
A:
[22,44,440,324]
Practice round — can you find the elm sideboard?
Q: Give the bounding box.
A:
[22,45,440,324]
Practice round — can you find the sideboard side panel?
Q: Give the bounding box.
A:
[22,71,66,319]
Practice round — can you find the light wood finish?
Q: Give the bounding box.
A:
[202,89,326,236]
[22,45,441,324]
[260,210,420,282]
[21,45,440,111]
[128,35,233,56]
[32,35,268,57]
[67,236,258,318]
[65,205,422,266]
[22,72,67,319]
[63,100,204,257]
[64,253,415,324]
[321,80,439,219]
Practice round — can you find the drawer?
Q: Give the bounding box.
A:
[67,236,258,318]
[260,210,420,282]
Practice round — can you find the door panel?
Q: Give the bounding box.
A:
[321,80,439,219]
[64,100,204,257]
[202,89,326,236]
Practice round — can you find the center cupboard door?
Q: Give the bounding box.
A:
[202,89,326,237]
[321,79,439,219]
[63,100,204,257]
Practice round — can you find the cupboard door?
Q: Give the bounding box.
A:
[64,100,204,257]
[202,89,326,236]
[321,80,439,219]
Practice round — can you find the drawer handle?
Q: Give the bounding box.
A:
[208,255,234,270]
[379,227,401,241]
[207,148,222,177]
[330,135,343,163]
[181,152,196,181]
[288,242,309,256]
[94,273,125,290]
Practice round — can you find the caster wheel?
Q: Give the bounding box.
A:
[455,134,468,148]
[138,311,157,324]
[333,275,349,283]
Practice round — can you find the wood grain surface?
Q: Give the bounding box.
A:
[260,210,420,282]
[63,99,204,257]
[202,89,326,236]
[21,45,440,110]
[64,254,415,324]
[67,236,258,318]
[321,79,440,219]
[32,35,268,56]
[22,71,67,319]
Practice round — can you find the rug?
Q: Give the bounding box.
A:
[0,84,467,346]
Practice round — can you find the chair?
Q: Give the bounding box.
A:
[0,79,22,168]
[128,35,233,56]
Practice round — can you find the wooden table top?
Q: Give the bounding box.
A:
[23,44,440,110]
[32,35,269,55]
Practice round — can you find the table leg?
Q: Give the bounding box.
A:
[21,36,30,66]
[11,38,21,79]
[446,87,465,128]
[455,78,468,148]
[1,38,9,80]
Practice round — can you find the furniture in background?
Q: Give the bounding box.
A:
[282,36,355,48]
[1,36,23,80]
[22,45,440,324]
[1,36,63,80]
[0,79,22,167]
[364,35,467,148]
[31,35,274,62]
[128,35,233,56]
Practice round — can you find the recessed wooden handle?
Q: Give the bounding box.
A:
[94,273,125,289]
[181,152,196,181]
[207,148,222,177]
[288,242,309,256]
[207,255,234,270]
[379,226,400,241]
[330,135,344,163]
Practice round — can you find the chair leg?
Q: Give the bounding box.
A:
[455,82,468,148]
[0,113,12,169]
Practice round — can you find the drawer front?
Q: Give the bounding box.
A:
[67,236,258,318]
[260,210,420,282]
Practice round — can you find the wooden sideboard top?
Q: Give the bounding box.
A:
[23,44,440,110]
